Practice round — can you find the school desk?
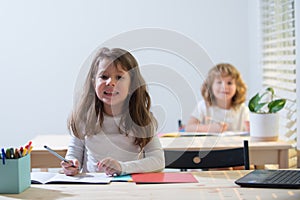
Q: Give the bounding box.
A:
[30,134,292,170]
[1,171,300,200]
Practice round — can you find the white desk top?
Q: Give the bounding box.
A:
[160,135,292,150]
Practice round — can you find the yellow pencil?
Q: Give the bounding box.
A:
[22,148,27,157]
[27,146,33,154]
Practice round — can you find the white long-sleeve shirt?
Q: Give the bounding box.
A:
[65,114,165,175]
[191,100,249,131]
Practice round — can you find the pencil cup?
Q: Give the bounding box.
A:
[0,154,31,194]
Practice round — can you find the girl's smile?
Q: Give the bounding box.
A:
[103,89,119,96]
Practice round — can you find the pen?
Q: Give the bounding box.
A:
[44,145,75,167]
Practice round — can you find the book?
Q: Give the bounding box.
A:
[131,172,198,184]
[31,172,112,184]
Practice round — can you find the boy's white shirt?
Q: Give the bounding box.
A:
[191,100,249,131]
[65,115,165,175]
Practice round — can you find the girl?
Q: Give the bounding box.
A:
[185,63,249,133]
[61,47,165,176]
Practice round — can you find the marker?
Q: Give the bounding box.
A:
[19,147,24,157]
[178,120,185,132]
[44,145,75,167]
[1,148,6,164]
[17,147,22,158]
[5,148,11,159]
[10,148,14,159]
[14,148,20,159]
[25,141,32,149]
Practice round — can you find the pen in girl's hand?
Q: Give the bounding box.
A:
[44,145,76,167]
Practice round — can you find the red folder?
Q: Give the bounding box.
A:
[131,172,198,184]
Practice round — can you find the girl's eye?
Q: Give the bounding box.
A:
[117,75,124,80]
[100,75,109,80]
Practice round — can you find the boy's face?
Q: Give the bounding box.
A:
[212,75,237,106]
[94,58,131,115]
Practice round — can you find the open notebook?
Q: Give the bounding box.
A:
[235,170,300,189]
[31,172,113,184]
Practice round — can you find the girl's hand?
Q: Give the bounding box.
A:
[97,157,121,176]
[61,159,80,176]
[207,122,228,133]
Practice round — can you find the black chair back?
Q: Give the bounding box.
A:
[165,140,250,170]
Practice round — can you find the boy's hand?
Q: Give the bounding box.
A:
[244,120,250,132]
[207,122,228,133]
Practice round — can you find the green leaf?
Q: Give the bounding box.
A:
[248,93,260,112]
[268,99,286,113]
[254,102,268,113]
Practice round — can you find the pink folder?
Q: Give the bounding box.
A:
[131,172,198,184]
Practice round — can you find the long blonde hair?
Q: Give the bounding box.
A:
[68,47,157,149]
[201,63,247,109]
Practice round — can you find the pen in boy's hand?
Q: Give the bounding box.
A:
[44,145,76,168]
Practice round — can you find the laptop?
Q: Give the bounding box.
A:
[235,170,300,189]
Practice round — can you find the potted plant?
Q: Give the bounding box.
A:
[248,87,286,141]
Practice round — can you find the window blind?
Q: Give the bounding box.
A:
[260,0,297,167]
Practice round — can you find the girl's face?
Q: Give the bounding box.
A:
[212,75,236,108]
[95,59,131,116]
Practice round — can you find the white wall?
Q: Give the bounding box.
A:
[0,0,254,147]
[247,0,262,96]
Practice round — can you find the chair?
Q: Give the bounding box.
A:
[164,140,250,171]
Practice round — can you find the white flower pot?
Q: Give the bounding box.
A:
[249,112,279,141]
